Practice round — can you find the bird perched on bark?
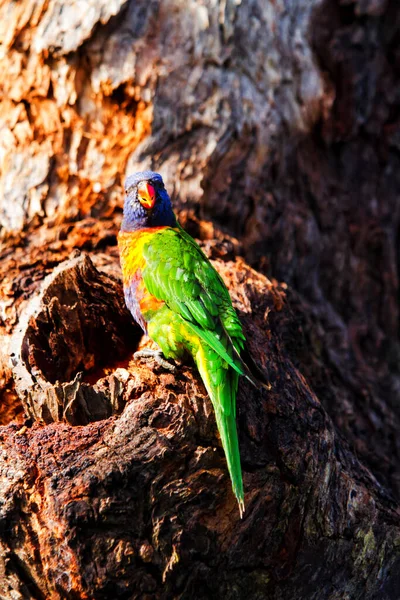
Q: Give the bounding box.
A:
[118,171,264,517]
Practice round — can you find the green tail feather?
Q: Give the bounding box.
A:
[196,349,245,517]
[213,390,245,518]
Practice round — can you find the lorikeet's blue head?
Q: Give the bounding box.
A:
[121,171,177,232]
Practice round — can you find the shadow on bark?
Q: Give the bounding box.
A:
[1,0,400,598]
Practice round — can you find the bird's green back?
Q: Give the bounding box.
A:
[139,225,254,515]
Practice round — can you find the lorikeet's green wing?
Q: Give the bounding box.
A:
[141,226,255,383]
[142,225,254,515]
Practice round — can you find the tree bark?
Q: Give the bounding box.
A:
[1,0,400,598]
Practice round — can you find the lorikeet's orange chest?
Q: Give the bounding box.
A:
[118,228,166,332]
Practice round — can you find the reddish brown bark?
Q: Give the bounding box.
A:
[1,0,400,598]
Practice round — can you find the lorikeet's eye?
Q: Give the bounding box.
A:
[137,181,156,210]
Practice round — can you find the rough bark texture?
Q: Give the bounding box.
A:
[1,0,400,598]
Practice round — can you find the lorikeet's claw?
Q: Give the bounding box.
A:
[133,349,177,373]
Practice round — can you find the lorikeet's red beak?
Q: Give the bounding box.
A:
[137,181,156,210]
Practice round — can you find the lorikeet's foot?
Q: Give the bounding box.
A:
[133,349,177,373]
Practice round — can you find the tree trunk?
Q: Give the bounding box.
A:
[1,0,400,598]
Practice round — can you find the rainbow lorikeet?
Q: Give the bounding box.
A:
[118,171,262,517]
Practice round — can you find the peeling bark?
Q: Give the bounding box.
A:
[2,249,400,600]
[1,0,400,598]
